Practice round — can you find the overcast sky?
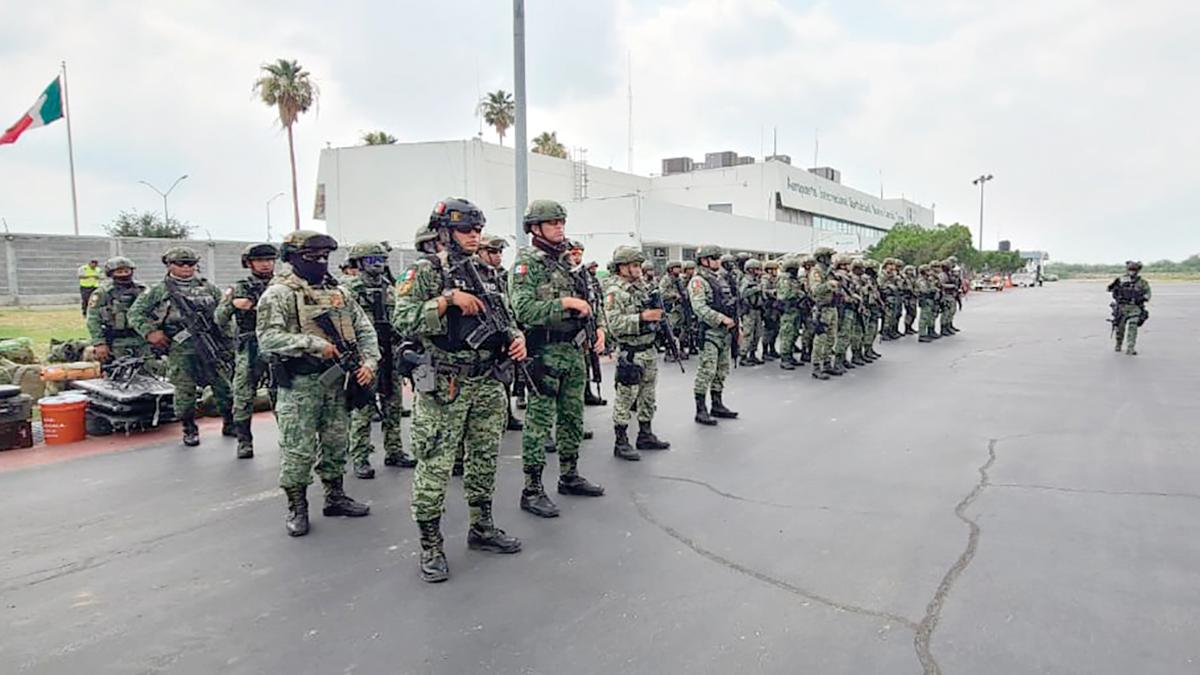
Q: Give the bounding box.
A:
[1,0,1195,263]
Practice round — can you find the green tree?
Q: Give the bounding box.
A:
[254,59,318,231]
[477,90,514,145]
[361,131,397,145]
[531,131,567,158]
[103,210,193,239]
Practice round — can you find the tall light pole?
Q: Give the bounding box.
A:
[266,192,286,241]
[138,174,189,227]
[513,0,529,246]
[972,174,993,249]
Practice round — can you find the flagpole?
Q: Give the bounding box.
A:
[61,60,79,235]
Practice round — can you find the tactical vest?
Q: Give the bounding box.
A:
[278,275,356,344]
[698,268,737,316]
[528,250,588,334]
[430,252,505,354]
[101,282,145,336]
[1115,278,1146,304]
[163,277,217,333]
[353,277,394,326]
[234,276,270,334]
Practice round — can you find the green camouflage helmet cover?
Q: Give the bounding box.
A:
[696,245,723,260]
[812,246,836,259]
[1126,260,1143,271]
[781,256,802,271]
[523,199,567,231]
[800,254,815,265]
[641,260,656,271]
[744,258,762,271]
[279,229,338,259]
[666,259,683,270]
[481,236,508,251]
[719,253,735,264]
[682,260,697,270]
[104,256,136,276]
[903,264,917,274]
[850,257,865,270]
[763,259,779,270]
[347,241,389,260]
[611,245,646,266]
[161,246,199,265]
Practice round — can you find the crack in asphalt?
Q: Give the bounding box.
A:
[649,475,795,509]
[991,482,1200,501]
[631,492,919,631]
[913,438,997,675]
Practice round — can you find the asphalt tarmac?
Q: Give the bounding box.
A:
[3,280,1198,675]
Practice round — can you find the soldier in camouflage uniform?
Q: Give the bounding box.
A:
[689,245,740,425]
[510,200,607,519]
[807,247,839,380]
[130,247,234,447]
[343,241,415,478]
[861,260,884,360]
[1107,260,1152,355]
[917,264,940,342]
[257,230,376,537]
[604,246,671,462]
[901,264,919,336]
[393,199,524,582]
[776,256,805,370]
[86,256,155,366]
[938,259,958,336]
[737,259,765,366]
[878,258,901,340]
[796,255,817,363]
[641,259,657,285]
[760,260,781,361]
[829,256,861,369]
[214,243,278,459]
[659,260,691,361]
[479,235,524,432]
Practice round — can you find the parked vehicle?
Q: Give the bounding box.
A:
[972,274,1004,291]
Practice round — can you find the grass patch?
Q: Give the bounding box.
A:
[0,307,90,359]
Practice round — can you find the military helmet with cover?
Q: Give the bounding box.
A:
[682,260,697,270]
[1126,260,1143,271]
[719,253,735,265]
[522,199,567,232]
[781,256,802,272]
[241,243,279,268]
[763,259,779,270]
[481,235,508,251]
[744,258,763,271]
[161,246,199,266]
[346,241,389,261]
[812,246,836,260]
[903,264,916,274]
[666,259,683,271]
[104,256,136,277]
[696,245,723,261]
[611,245,646,267]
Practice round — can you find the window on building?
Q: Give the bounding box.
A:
[707,203,733,214]
[681,246,697,261]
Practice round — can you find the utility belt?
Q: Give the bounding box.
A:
[433,356,502,379]
[525,327,584,352]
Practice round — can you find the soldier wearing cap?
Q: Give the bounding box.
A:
[257,230,377,538]
[689,245,740,424]
[87,256,151,364]
[605,246,671,462]
[1107,260,1151,355]
[510,199,607,519]
[130,246,234,446]
[214,243,279,458]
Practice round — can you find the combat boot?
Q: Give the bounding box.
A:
[181,415,200,447]
[694,393,717,426]
[750,353,765,365]
[544,439,557,454]
[558,462,605,497]
[467,500,523,554]
[384,450,418,469]
[584,385,607,406]
[417,518,449,583]
[738,355,756,367]
[452,457,464,476]
[236,420,254,459]
[583,429,594,440]
[800,347,812,364]
[221,411,237,437]
[851,351,867,366]
[612,425,640,461]
[321,477,370,518]
[827,360,845,376]
[905,325,917,336]
[941,326,953,337]
[919,334,934,343]
[520,466,560,518]
[284,486,309,537]
[636,420,670,450]
[811,366,830,380]
[709,391,738,419]
[353,458,375,479]
[506,412,524,431]
[1113,340,1123,352]
[870,346,883,359]
[780,356,797,370]
[841,356,856,370]
[400,404,412,418]
[763,347,778,361]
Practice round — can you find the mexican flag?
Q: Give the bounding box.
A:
[1,77,64,145]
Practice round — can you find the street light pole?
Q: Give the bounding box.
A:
[138,174,189,227]
[266,191,286,241]
[513,0,529,246]
[972,174,993,249]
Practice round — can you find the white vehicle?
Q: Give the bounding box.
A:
[1011,272,1036,287]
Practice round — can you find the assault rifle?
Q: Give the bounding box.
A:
[672,277,701,353]
[567,264,603,389]
[102,355,145,389]
[729,273,741,369]
[648,288,685,373]
[313,311,381,414]
[1108,301,1121,338]
[455,256,544,395]
[365,287,396,398]
[164,280,233,385]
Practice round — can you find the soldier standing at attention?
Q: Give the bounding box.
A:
[878,258,901,340]
[478,235,524,432]
[510,200,607,519]
[861,260,884,361]
[901,264,919,336]
[938,259,958,336]
[738,259,765,366]
[605,246,671,462]
[130,247,234,447]
[87,257,152,364]
[917,264,940,343]
[214,243,278,459]
[344,241,415,478]
[659,261,690,360]
[831,256,862,369]
[257,230,376,537]
[775,256,804,371]
[807,247,839,380]
[393,200,524,582]
[690,245,740,425]
[1107,260,1151,355]
[760,260,781,361]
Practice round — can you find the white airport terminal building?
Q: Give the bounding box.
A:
[314,139,935,268]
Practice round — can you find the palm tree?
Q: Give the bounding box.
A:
[254,59,318,230]
[477,90,515,145]
[361,131,397,145]
[532,131,568,159]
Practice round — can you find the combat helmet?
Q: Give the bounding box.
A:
[347,241,389,261]
[744,259,763,272]
[682,260,697,270]
[161,246,199,266]
[567,239,585,252]
[812,246,835,261]
[781,256,802,272]
[611,245,646,267]
[104,256,135,277]
[522,199,567,233]
[279,230,338,259]
[666,260,683,271]
[429,198,485,231]
[414,224,439,253]
[481,236,508,252]
[241,243,279,268]
[641,260,656,272]
[800,254,815,266]
[763,259,779,271]
[696,245,723,261]
[903,264,916,274]
[718,253,736,267]
[850,257,865,270]
[1126,260,1143,271]
[917,263,930,273]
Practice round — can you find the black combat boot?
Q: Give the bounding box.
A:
[506,410,524,431]
[841,355,856,370]
[612,425,640,461]
[827,360,845,376]
[467,501,523,554]
[544,439,557,454]
[869,345,883,359]
[451,457,464,476]
[919,333,934,343]
[812,365,830,380]
[557,458,605,497]
[763,346,778,361]
[221,411,237,437]
[583,429,594,440]
[384,450,418,469]
[284,486,309,537]
[236,420,254,459]
[941,326,953,337]
[851,351,867,366]
[709,391,738,419]
[800,346,812,363]
[520,466,560,518]
[417,518,449,583]
[181,415,200,447]
[1113,339,1123,352]
[636,420,670,450]
[905,324,916,336]
[400,404,412,418]
[780,356,797,370]
[321,477,370,517]
[584,385,607,406]
[694,393,718,426]
[353,458,375,479]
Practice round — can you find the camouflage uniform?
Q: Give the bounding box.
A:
[129,247,233,445]
[737,259,765,365]
[861,260,883,359]
[917,265,940,341]
[832,257,864,367]
[214,243,278,458]
[605,246,671,461]
[257,230,377,537]
[775,256,806,370]
[1107,261,1152,355]
[760,260,781,360]
[86,257,157,366]
[510,199,607,519]
[901,265,919,335]
[343,242,413,477]
[938,260,958,336]
[689,246,739,424]
[807,248,839,379]
[878,259,902,339]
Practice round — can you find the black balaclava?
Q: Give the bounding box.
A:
[289,254,329,285]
